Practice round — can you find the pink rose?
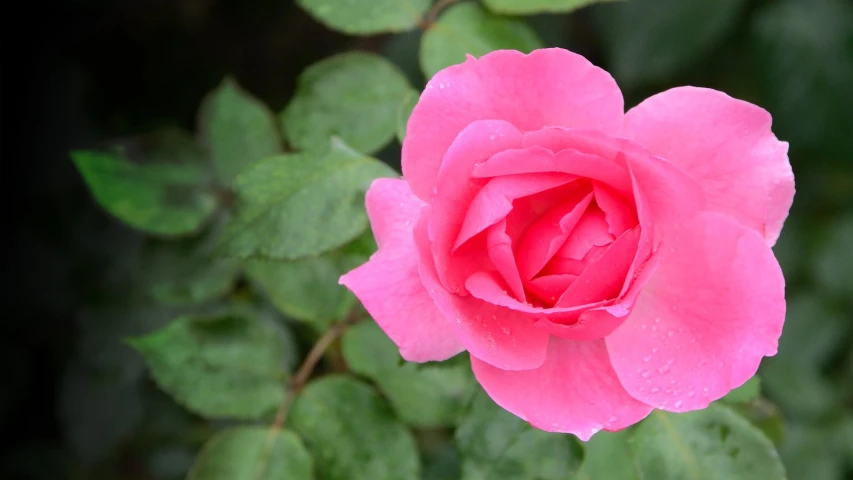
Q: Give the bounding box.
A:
[340,48,794,440]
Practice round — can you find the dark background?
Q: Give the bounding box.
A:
[3,0,852,478]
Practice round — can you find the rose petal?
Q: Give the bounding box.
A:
[551,207,613,262]
[624,86,794,245]
[429,120,524,293]
[606,212,786,412]
[455,172,576,250]
[555,227,640,308]
[472,146,633,198]
[485,220,526,302]
[516,189,594,280]
[340,179,464,361]
[527,274,578,305]
[471,337,653,441]
[403,49,624,200]
[593,182,638,237]
[415,211,550,370]
[465,271,606,325]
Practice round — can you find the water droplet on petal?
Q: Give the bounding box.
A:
[674,400,683,408]
[643,355,652,362]
[650,387,660,393]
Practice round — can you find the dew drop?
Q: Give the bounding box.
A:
[642,355,652,362]
[650,387,661,393]
[667,330,675,338]
[674,400,683,408]
[641,371,651,378]
[654,317,661,323]
[489,134,496,140]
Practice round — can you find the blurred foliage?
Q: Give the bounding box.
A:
[4,0,853,479]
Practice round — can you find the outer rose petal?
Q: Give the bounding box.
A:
[403,48,624,200]
[606,212,786,412]
[339,179,464,362]
[623,86,794,245]
[415,212,550,370]
[471,337,653,441]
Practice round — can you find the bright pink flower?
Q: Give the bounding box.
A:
[340,48,794,440]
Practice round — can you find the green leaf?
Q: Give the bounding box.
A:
[281,52,414,154]
[573,429,640,480]
[484,0,617,15]
[198,77,282,185]
[187,426,313,480]
[288,375,420,480]
[630,406,786,480]
[246,250,365,328]
[129,314,289,420]
[135,221,240,306]
[722,376,762,404]
[215,138,396,261]
[342,321,476,427]
[296,0,430,35]
[750,0,853,159]
[396,89,419,144]
[420,3,543,79]
[593,0,747,86]
[456,389,584,480]
[72,147,217,237]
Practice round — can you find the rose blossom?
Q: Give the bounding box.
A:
[340,48,794,440]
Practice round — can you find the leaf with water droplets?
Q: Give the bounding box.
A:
[630,405,785,479]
